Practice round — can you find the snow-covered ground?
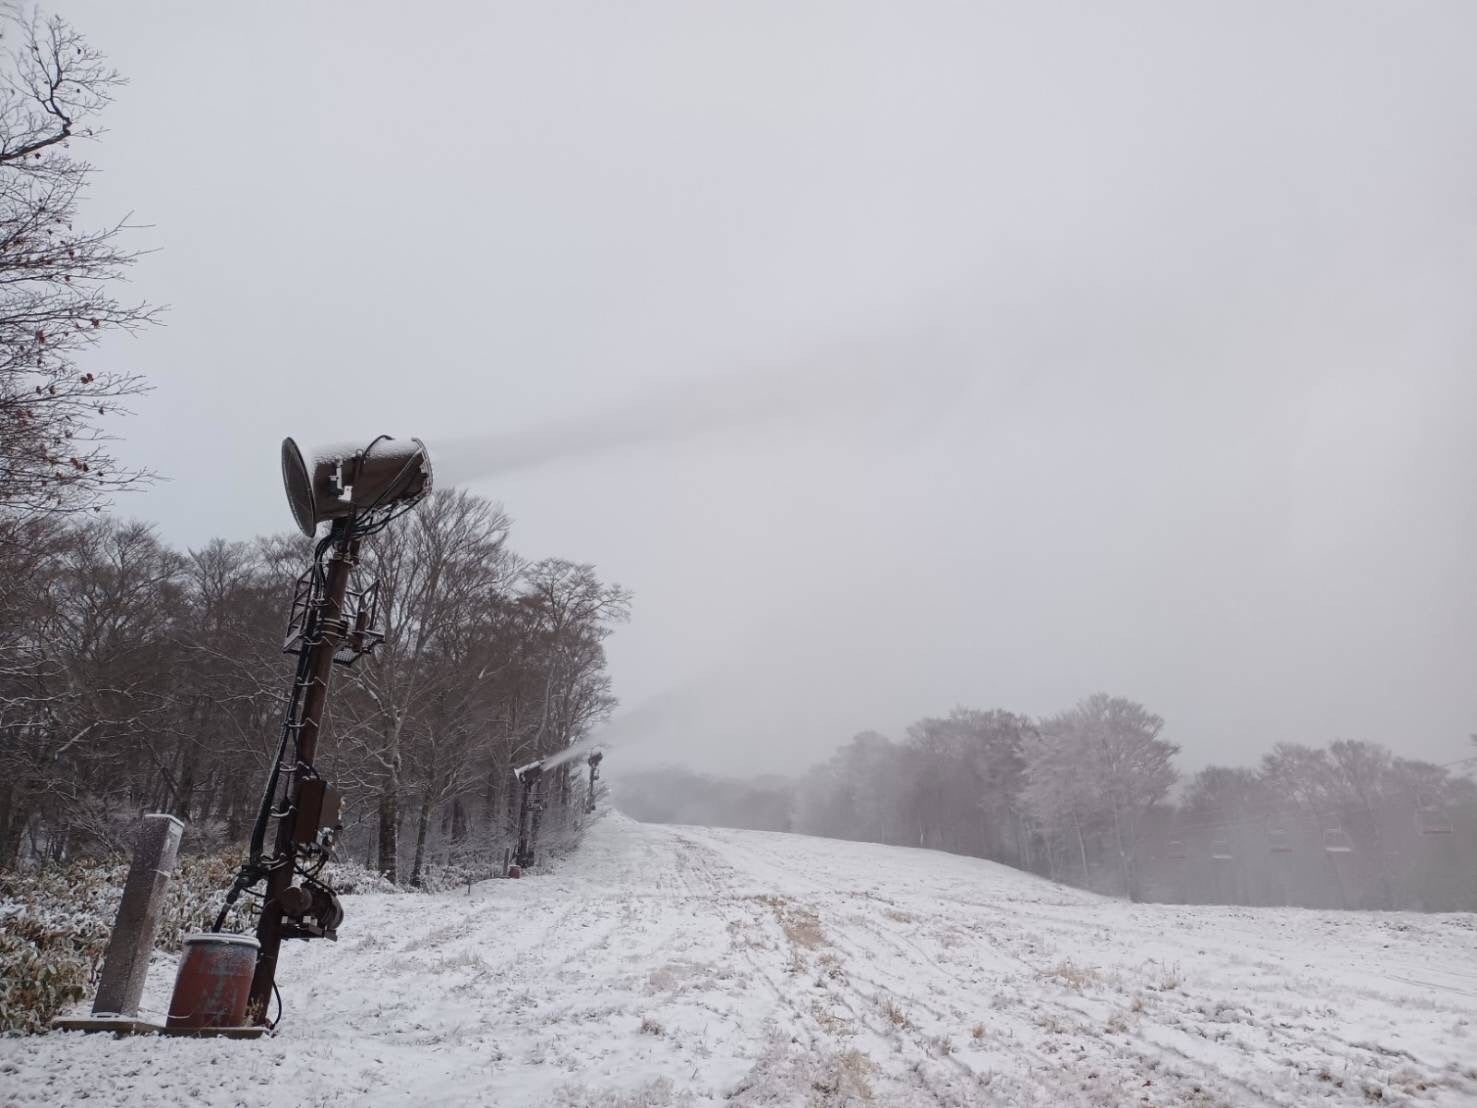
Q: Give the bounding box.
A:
[2,813,1474,1106]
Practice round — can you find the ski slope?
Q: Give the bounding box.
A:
[3,813,1474,1106]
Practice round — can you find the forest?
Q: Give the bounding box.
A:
[0,493,630,885]
[618,698,1477,912]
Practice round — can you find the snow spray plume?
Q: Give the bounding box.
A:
[436,332,975,485]
[562,669,735,772]
[515,737,608,783]
[540,736,602,772]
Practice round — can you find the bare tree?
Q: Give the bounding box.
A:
[1024,694,1177,899]
[0,9,154,515]
[1020,721,1100,883]
[341,490,516,882]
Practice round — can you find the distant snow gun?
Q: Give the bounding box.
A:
[586,750,604,814]
[171,435,432,1033]
[509,743,606,875]
[512,758,546,871]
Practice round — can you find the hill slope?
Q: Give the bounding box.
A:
[3,814,1474,1106]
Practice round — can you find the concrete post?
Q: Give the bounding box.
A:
[91,813,184,1018]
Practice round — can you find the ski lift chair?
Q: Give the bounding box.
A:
[1267,827,1293,854]
[1211,837,1232,861]
[1415,794,1454,836]
[1322,826,1354,854]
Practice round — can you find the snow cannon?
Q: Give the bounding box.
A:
[281,435,432,539]
[586,750,604,814]
[513,759,546,869]
[192,433,433,1032]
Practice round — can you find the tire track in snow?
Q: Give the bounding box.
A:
[671,822,1477,1106]
[676,829,1179,1104]
[5,816,1473,1108]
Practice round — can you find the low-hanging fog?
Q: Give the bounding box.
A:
[69,0,1477,776]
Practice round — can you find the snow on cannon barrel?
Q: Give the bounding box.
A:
[281,435,432,538]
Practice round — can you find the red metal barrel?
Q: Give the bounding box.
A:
[166,933,260,1030]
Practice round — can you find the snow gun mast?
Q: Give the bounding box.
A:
[199,436,432,1030]
[513,759,546,870]
[586,750,604,814]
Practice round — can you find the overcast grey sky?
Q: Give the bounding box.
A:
[65,0,1477,776]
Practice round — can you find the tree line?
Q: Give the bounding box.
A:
[0,9,634,886]
[618,696,1476,911]
[0,491,630,883]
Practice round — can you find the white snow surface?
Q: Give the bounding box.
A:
[3,813,1474,1106]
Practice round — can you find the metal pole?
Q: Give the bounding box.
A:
[527,779,544,867]
[586,752,602,814]
[247,520,357,1024]
[515,778,532,867]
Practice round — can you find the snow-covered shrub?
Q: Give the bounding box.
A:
[0,851,253,1035]
[1041,959,1105,991]
[0,896,108,1034]
[0,865,115,1034]
[416,860,487,894]
[322,859,403,895]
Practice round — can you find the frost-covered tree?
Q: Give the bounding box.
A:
[794,731,906,843]
[1180,765,1274,826]
[337,490,516,883]
[904,709,1029,859]
[1019,720,1100,881]
[1024,694,1177,899]
[0,9,154,515]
